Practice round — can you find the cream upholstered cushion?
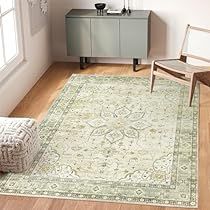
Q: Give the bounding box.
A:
[0,117,40,173]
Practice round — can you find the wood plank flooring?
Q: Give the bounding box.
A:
[0,62,209,210]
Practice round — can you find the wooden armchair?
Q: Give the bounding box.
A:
[150,25,210,106]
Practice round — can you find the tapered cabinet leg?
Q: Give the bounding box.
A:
[80,57,91,69]
[85,57,90,64]
[80,57,85,70]
[133,58,138,72]
[133,58,141,72]
[188,74,197,107]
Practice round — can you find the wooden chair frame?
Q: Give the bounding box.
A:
[150,24,210,106]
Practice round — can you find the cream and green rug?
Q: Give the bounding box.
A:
[0,75,198,208]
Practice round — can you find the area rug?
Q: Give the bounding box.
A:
[0,75,198,208]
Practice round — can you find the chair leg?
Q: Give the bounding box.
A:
[150,61,157,93]
[188,74,197,107]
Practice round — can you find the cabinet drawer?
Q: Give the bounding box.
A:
[91,18,120,57]
[66,18,91,57]
[120,19,149,58]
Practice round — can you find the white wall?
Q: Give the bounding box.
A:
[0,0,52,116]
[143,0,210,59]
[51,0,210,63]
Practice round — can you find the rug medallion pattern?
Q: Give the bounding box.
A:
[0,75,198,208]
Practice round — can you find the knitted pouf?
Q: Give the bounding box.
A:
[0,117,40,173]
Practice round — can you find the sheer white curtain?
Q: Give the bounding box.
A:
[0,0,23,78]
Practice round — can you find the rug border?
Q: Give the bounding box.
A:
[0,192,198,208]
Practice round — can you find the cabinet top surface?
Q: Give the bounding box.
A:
[66,9,151,19]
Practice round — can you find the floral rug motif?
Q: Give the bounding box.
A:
[0,75,198,208]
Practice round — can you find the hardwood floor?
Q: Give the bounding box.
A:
[0,62,209,210]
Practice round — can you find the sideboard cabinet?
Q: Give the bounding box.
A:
[66,9,151,71]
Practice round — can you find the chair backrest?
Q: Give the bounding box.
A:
[181,25,210,63]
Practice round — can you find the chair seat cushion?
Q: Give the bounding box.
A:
[155,59,209,74]
[0,117,40,173]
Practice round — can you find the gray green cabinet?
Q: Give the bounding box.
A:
[120,19,149,58]
[66,18,91,57]
[91,18,120,57]
[66,9,151,71]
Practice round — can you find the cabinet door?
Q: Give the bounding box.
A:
[120,19,148,58]
[66,18,91,57]
[91,18,120,57]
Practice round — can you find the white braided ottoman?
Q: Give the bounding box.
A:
[0,117,40,173]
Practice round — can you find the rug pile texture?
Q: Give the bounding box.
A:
[0,75,198,208]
